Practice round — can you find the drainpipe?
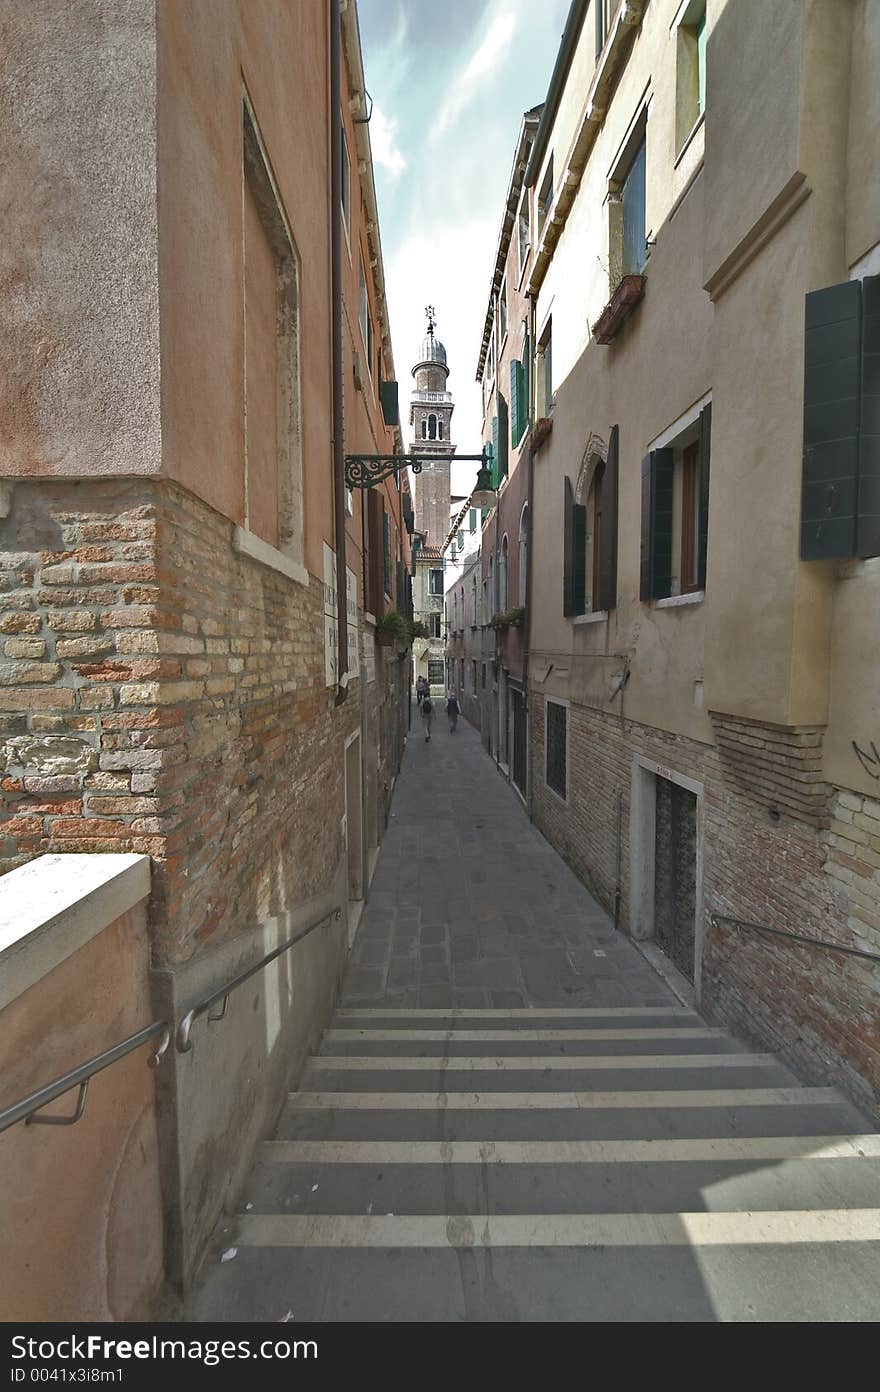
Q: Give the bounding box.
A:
[331,0,348,706]
[524,289,537,820]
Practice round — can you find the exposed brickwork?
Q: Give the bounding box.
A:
[529,693,880,1114]
[0,479,363,965]
[711,711,831,827]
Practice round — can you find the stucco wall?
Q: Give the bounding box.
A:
[0,873,162,1320]
[0,0,161,480]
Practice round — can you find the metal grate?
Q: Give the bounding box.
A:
[545,699,567,799]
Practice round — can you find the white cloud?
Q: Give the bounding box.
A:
[433,9,517,138]
[369,103,407,179]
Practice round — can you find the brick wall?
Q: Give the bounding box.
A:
[0,478,359,966]
[529,691,880,1113]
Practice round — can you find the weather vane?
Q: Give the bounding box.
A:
[425,304,436,335]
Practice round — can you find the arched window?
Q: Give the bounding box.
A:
[518,504,529,607]
[471,573,477,625]
[488,555,495,618]
[438,420,443,440]
[428,413,437,440]
[421,418,427,439]
[499,535,509,613]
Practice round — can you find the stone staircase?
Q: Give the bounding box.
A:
[190,1005,880,1321]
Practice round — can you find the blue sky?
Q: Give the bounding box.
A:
[358,0,569,495]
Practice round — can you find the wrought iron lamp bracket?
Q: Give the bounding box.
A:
[344,450,490,491]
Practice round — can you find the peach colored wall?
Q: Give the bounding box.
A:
[157,0,333,578]
[0,900,163,1321]
[243,174,280,549]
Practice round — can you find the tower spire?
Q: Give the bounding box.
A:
[425,304,436,338]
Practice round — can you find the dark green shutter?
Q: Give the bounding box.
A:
[640,449,673,600]
[379,379,399,427]
[383,511,391,593]
[858,274,880,557]
[511,360,526,446]
[596,425,619,612]
[563,476,586,616]
[801,279,861,559]
[497,394,509,479]
[697,403,711,588]
[491,416,499,488]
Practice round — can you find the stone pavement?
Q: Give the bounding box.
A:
[189,711,880,1322]
[342,708,672,1011]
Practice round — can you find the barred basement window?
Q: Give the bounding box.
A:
[545,699,568,800]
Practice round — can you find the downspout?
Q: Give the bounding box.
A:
[331,0,348,706]
[524,289,537,820]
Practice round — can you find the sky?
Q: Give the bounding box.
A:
[358,0,570,499]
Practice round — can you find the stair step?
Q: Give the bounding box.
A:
[188,1240,880,1322]
[303,1062,795,1094]
[290,1087,841,1110]
[231,1208,880,1248]
[242,1153,880,1217]
[307,1052,779,1071]
[324,1027,723,1042]
[334,1007,697,1020]
[319,1035,747,1057]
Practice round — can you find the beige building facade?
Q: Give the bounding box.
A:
[512,0,880,1112]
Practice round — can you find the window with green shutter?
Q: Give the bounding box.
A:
[801,275,880,560]
[563,476,587,616]
[640,449,674,601]
[383,511,392,595]
[510,359,527,447]
[490,419,499,488]
[497,394,509,480]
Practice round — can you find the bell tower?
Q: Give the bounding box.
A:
[410,306,454,548]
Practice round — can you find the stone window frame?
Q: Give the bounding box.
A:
[234,94,307,587]
[574,431,609,620]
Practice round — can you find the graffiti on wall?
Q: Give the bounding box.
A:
[852,740,880,780]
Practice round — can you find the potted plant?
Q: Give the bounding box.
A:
[407,619,427,642]
[490,612,509,630]
[592,273,646,344]
[375,610,408,647]
[506,606,526,628]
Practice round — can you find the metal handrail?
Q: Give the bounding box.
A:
[711,913,880,965]
[176,906,341,1054]
[0,1020,170,1135]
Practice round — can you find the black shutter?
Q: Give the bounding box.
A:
[801,279,861,559]
[697,402,711,589]
[596,424,619,611]
[858,274,880,558]
[379,379,399,426]
[563,476,585,616]
[640,449,673,600]
[640,454,653,602]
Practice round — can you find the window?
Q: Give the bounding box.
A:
[498,280,508,345]
[471,573,477,623]
[482,577,488,624]
[519,505,529,607]
[499,535,509,612]
[383,511,392,595]
[359,260,369,350]
[537,156,553,238]
[595,0,612,57]
[428,413,437,440]
[429,568,444,596]
[428,658,444,685]
[438,419,443,440]
[675,1,707,154]
[517,192,530,275]
[428,613,442,639]
[469,508,477,532]
[421,418,427,439]
[340,124,351,240]
[472,659,477,693]
[488,555,495,615]
[641,405,711,601]
[620,138,647,277]
[566,426,619,616]
[545,699,568,800]
[482,664,486,689]
[241,101,302,563]
[537,320,552,416]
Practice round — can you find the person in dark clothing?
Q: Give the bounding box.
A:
[446,692,460,733]
[416,675,428,707]
[420,694,433,741]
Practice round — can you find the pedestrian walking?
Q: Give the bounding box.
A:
[446,691,460,733]
[416,675,428,708]
[420,693,433,741]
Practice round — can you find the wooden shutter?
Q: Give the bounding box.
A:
[801,279,861,559]
[367,490,384,615]
[511,360,526,446]
[596,424,619,612]
[697,403,711,588]
[640,449,673,600]
[491,415,499,487]
[497,394,509,479]
[563,476,586,616]
[379,379,399,426]
[858,274,880,558]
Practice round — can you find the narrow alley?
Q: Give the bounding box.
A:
[190,716,880,1322]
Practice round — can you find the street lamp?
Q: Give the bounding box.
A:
[344,447,495,507]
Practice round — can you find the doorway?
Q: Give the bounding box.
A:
[653,776,697,981]
[511,687,527,799]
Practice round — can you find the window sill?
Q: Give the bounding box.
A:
[674,111,705,170]
[572,610,608,625]
[233,527,308,587]
[653,590,704,609]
